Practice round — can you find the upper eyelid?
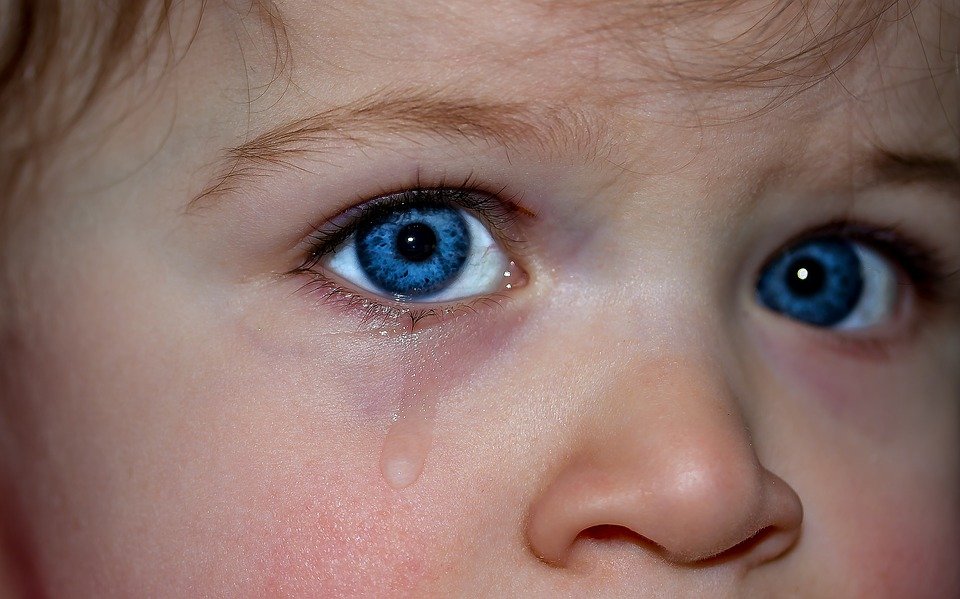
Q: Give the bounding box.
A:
[756,220,953,303]
[761,221,942,269]
[320,170,535,236]
[289,186,530,275]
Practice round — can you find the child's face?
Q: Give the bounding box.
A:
[2,0,958,595]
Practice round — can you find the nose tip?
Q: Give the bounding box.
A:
[524,348,805,571]
[643,452,780,562]
[650,457,803,564]
[526,441,804,568]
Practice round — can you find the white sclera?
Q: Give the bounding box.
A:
[833,243,899,330]
[324,210,511,303]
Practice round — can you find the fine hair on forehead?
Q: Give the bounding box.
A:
[0,0,948,198]
[0,0,282,200]
[510,0,911,86]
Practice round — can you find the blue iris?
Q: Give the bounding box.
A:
[354,204,470,297]
[756,238,864,327]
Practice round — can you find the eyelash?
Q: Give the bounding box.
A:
[288,181,531,329]
[770,219,954,304]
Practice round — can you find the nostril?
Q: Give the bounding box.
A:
[572,525,691,565]
[697,524,802,569]
[581,524,642,542]
[538,525,664,567]
[695,526,775,567]
[564,522,801,569]
[579,524,662,553]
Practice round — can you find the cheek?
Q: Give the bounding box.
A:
[824,484,960,597]
[241,291,533,491]
[251,473,444,597]
[231,304,532,593]
[750,317,949,442]
[748,310,960,595]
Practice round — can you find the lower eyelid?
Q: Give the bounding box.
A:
[292,268,521,334]
[753,306,918,362]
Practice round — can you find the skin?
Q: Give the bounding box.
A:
[1,0,958,596]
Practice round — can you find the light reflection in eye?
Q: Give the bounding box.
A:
[756,237,898,330]
[323,201,516,303]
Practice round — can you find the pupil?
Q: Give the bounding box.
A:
[394,222,437,263]
[785,257,825,297]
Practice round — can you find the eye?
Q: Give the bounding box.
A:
[321,196,518,302]
[756,237,898,330]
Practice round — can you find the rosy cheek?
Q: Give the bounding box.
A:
[750,313,959,594]
[831,494,960,596]
[252,474,443,597]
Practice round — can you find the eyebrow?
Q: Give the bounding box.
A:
[192,90,959,210]
[191,91,578,207]
[871,150,960,188]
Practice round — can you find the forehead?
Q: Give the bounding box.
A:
[237,0,956,143]
[264,1,925,94]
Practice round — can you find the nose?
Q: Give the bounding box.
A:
[525,356,803,567]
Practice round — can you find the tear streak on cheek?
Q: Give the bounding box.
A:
[379,312,527,490]
[238,302,530,489]
[243,310,529,593]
